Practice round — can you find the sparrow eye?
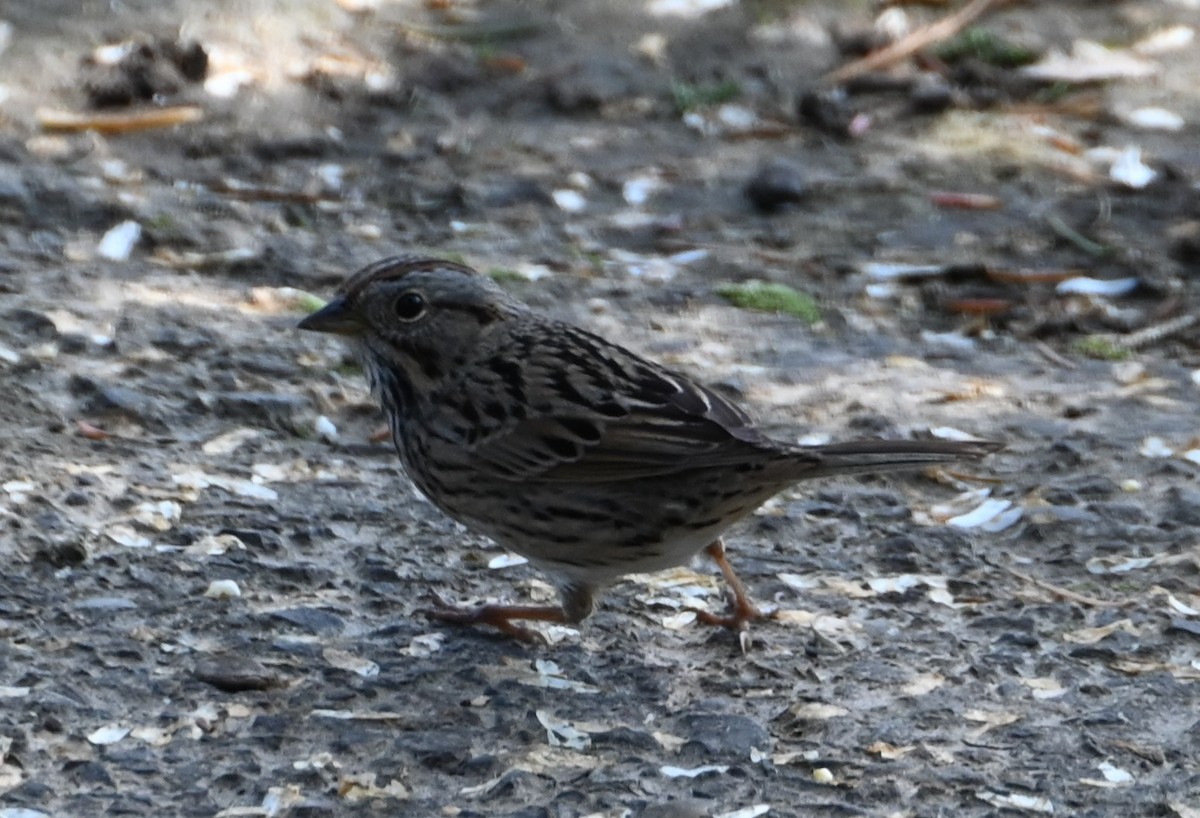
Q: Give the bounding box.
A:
[393,292,426,322]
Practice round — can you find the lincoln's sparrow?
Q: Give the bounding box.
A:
[300,255,999,643]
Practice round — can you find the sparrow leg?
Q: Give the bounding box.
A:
[691,539,765,632]
[421,584,593,644]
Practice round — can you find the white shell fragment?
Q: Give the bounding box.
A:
[948,498,1014,529]
[551,189,587,212]
[488,552,529,569]
[403,633,446,658]
[173,469,279,502]
[862,262,946,280]
[535,710,591,750]
[1123,107,1185,132]
[204,70,254,98]
[647,0,734,18]
[1081,761,1135,788]
[3,480,36,503]
[479,659,598,693]
[97,220,142,261]
[1167,595,1200,616]
[981,506,1025,533]
[1098,761,1133,784]
[1139,436,1174,458]
[661,610,698,630]
[919,330,977,352]
[94,42,135,65]
[315,415,338,443]
[715,806,771,818]
[87,725,131,745]
[716,104,757,130]
[1021,40,1159,82]
[1109,146,1157,189]
[930,426,983,442]
[136,500,181,531]
[1133,25,1195,56]
[105,524,152,549]
[812,768,835,784]
[1056,277,1139,297]
[661,764,729,778]
[204,579,241,599]
[622,174,662,206]
[976,790,1055,813]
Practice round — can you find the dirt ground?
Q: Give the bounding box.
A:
[2,1,1200,816]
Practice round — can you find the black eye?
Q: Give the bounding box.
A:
[393,292,426,322]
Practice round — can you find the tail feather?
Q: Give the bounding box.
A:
[796,438,1001,479]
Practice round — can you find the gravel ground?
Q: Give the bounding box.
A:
[2,2,1200,816]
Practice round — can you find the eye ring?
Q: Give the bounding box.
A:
[393,292,426,322]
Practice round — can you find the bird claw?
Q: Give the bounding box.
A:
[689,598,772,653]
[418,592,556,645]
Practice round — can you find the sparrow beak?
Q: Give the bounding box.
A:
[298,297,364,335]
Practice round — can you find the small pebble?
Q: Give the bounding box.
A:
[796,87,856,138]
[347,223,382,240]
[813,767,834,784]
[316,163,343,191]
[1120,479,1142,493]
[622,174,661,206]
[1139,436,1173,458]
[194,655,279,692]
[1111,361,1145,385]
[97,220,142,261]
[744,159,807,213]
[204,579,241,599]
[910,74,955,114]
[315,415,338,443]
[552,189,586,213]
[716,103,757,130]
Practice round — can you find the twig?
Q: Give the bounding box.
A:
[997,561,1129,608]
[37,105,203,134]
[1118,314,1198,351]
[1033,340,1077,369]
[209,179,337,204]
[1045,214,1109,256]
[822,0,1015,86]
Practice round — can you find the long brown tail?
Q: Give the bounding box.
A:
[796,438,1001,479]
